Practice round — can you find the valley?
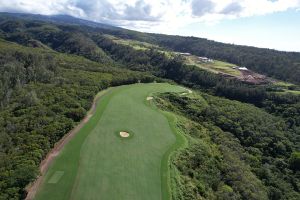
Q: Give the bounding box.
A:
[0,12,299,200]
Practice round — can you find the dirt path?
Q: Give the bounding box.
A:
[25,89,109,200]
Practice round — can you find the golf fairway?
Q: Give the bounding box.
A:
[34,83,185,200]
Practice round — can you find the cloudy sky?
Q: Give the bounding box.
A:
[0,0,300,51]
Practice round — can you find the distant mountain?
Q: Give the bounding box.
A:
[0,12,121,30]
[0,12,300,200]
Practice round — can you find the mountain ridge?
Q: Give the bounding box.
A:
[0,11,299,200]
[0,12,122,30]
[1,12,299,84]
[1,12,299,53]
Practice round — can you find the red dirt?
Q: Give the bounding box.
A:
[25,91,107,200]
[238,69,268,84]
[219,69,270,85]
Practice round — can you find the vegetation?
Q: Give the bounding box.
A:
[0,39,158,199]
[155,91,300,200]
[142,34,300,84]
[35,83,185,200]
[0,13,299,200]
[182,55,241,77]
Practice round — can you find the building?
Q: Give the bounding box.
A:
[198,56,213,63]
[238,67,248,71]
[179,52,191,56]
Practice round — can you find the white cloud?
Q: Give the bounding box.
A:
[220,2,243,15]
[0,0,300,32]
[238,0,300,17]
[191,0,215,16]
[0,0,81,16]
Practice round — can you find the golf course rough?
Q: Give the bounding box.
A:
[34,83,186,200]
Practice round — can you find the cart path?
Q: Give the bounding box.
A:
[25,89,110,200]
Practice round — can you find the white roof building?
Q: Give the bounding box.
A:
[198,57,213,62]
[238,67,248,71]
[179,52,191,56]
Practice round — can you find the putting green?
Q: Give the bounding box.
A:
[34,83,185,200]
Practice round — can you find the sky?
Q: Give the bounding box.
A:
[0,0,300,52]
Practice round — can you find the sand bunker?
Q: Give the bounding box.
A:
[120,131,130,138]
[146,96,153,100]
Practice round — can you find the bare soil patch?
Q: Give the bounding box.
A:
[238,69,269,84]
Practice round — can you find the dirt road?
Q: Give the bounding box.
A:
[25,89,109,200]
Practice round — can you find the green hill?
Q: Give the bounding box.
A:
[0,13,299,200]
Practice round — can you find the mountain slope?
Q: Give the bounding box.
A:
[0,39,157,199]
[0,13,299,200]
[0,12,121,30]
[1,12,300,84]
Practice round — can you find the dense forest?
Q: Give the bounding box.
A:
[1,12,300,84]
[0,39,157,199]
[0,13,299,199]
[101,29,300,84]
[146,34,300,84]
[155,92,300,199]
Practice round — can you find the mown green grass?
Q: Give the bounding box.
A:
[185,55,241,76]
[109,35,161,50]
[34,83,186,200]
[273,81,295,87]
[212,61,241,76]
[159,112,188,200]
[272,81,300,95]
[106,35,176,58]
[34,88,114,200]
[280,89,300,95]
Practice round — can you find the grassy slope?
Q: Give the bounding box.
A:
[273,81,300,95]
[281,89,300,95]
[35,83,186,200]
[105,36,300,93]
[104,35,241,77]
[185,55,241,76]
[105,34,162,51]
[34,88,114,200]
[159,112,188,200]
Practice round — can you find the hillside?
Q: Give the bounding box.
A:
[0,13,299,200]
[1,12,300,84]
[146,34,300,84]
[0,39,158,199]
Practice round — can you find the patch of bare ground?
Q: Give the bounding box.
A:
[219,69,270,84]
